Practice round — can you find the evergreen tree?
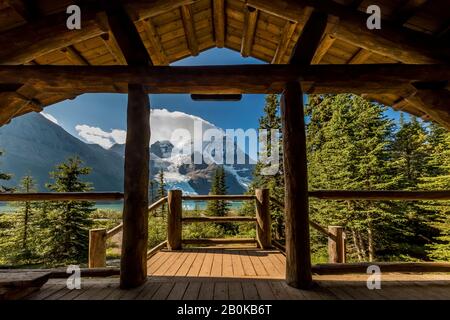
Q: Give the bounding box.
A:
[307,94,397,262]
[44,157,94,265]
[157,169,166,215]
[419,123,450,260]
[0,150,12,192]
[207,166,229,217]
[243,94,285,239]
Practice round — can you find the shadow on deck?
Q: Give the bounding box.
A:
[23,247,450,300]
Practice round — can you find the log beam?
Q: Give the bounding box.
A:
[213,0,225,48]
[405,89,450,130]
[137,18,169,65]
[392,0,428,26]
[241,6,258,57]
[272,21,297,64]
[0,64,448,95]
[102,0,152,290]
[4,0,39,22]
[247,0,449,64]
[60,46,90,66]
[347,48,372,64]
[181,4,199,56]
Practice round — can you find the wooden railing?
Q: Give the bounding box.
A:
[89,196,168,268]
[168,189,272,249]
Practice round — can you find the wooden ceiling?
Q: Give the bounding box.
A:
[0,0,449,127]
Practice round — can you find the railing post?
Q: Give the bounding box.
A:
[328,226,346,263]
[167,190,182,250]
[89,228,107,268]
[255,188,271,249]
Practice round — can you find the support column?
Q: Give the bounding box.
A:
[328,226,346,263]
[281,81,313,289]
[88,228,107,268]
[167,190,182,250]
[120,84,150,289]
[255,188,271,249]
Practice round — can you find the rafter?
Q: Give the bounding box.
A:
[347,48,372,64]
[272,21,297,64]
[213,0,225,48]
[241,6,258,57]
[180,4,199,56]
[392,0,428,26]
[310,16,339,64]
[247,0,449,64]
[405,89,450,130]
[290,11,329,66]
[137,18,169,66]
[100,33,128,65]
[4,0,39,22]
[61,46,90,66]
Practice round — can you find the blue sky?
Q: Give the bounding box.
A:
[44,48,268,140]
[42,47,402,149]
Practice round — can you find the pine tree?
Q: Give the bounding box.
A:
[0,150,12,192]
[44,157,94,265]
[243,94,285,239]
[207,166,230,217]
[157,169,166,215]
[307,94,397,262]
[419,123,450,260]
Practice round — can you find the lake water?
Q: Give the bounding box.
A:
[0,200,245,213]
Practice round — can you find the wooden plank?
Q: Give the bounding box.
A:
[199,251,214,276]
[61,46,90,65]
[0,192,123,201]
[211,249,223,277]
[175,250,198,276]
[186,251,207,276]
[239,250,257,276]
[213,282,228,300]
[222,250,234,277]
[241,6,258,57]
[272,21,298,64]
[347,48,372,64]
[135,282,162,300]
[164,251,190,276]
[309,190,450,201]
[152,282,176,300]
[231,250,245,277]
[213,0,225,48]
[198,282,214,300]
[181,4,199,56]
[312,262,450,275]
[138,18,169,65]
[182,216,256,223]
[182,282,201,300]
[167,282,189,300]
[254,281,276,299]
[228,282,244,300]
[242,282,259,300]
[248,252,268,277]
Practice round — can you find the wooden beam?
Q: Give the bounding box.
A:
[312,262,450,275]
[213,0,225,48]
[241,6,258,57]
[182,238,257,245]
[191,94,242,101]
[102,0,152,290]
[0,64,448,96]
[4,0,39,22]
[347,48,372,64]
[392,0,428,26]
[167,190,182,250]
[60,46,90,66]
[309,190,450,201]
[310,34,335,64]
[137,18,169,65]
[248,0,449,64]
[182,216,257,223]
[180,4,199,56]
[0,192,124,202]
[100,33,128,65]
[405,89,450,130]
[127,0,196,21]
[182,194,255,201]
[282,81,313,289]
[0,4,104,65]
[272,21,298,64]
[290,11,329,66]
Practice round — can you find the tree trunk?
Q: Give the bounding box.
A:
[367,222,375,262]
[120,83,150,289]
[357,231,366,260]
[351,228,363,262]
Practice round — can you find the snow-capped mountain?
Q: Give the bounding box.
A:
[0,112,255,194]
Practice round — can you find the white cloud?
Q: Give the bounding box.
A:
[41,112,59,125]
[75,108,218,149]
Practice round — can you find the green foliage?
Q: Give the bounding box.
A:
[207,166,233,233]
[43,157,95,265]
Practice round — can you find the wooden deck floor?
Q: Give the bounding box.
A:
[24,248,450,300]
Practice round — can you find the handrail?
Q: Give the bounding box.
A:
[182,216,256,223]
[0,192,124,201]
[147,240,168,259]
[182,194,255,201]
[106,196,168,239]
[270,196,337,240]
[308,190,450,200]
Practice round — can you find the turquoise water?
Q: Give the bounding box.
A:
[0,200,245,213]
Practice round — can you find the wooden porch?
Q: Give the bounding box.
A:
[24,247,450,300]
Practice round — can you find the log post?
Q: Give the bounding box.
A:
[255,188,271,249]
[120,84,150,289]
[328,226,346,263]
[167,190,182,250]
[281,81,313,289]
[88,229,107,268]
